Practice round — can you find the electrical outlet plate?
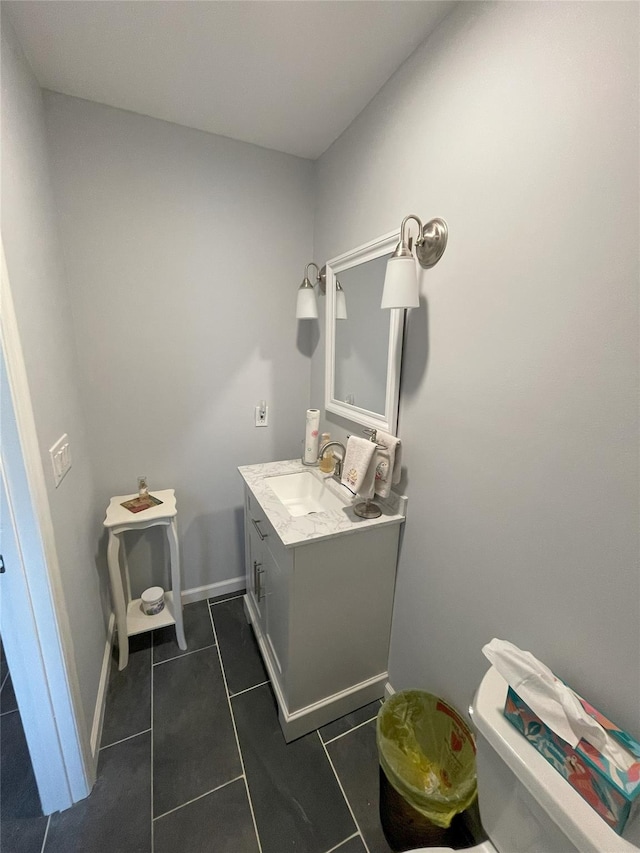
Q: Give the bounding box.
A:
[49,433,72,487]
[255,404,269,427]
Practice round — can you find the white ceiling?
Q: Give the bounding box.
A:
[5,0,456,160]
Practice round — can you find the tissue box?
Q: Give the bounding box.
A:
[504,686,640,834]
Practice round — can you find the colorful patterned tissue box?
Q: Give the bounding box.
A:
[504,686,640,835]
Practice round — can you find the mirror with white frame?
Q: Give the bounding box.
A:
[325,231,406,434]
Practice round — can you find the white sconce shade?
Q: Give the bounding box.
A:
[381,256,419,309]
[296,282,318,319]
[381,215,448,309]
[296,262,325,319]
[336,282,348,319]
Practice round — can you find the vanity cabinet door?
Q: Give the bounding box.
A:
[245,493,266,627]
[263,540,289,679]
[244,486,292,682]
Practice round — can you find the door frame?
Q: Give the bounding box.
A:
[0,238,93,812]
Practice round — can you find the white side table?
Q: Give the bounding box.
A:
[103,489,187,670]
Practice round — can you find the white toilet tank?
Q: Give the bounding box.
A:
[470,666,640,853]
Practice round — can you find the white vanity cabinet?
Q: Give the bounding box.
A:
[242,474,404,742]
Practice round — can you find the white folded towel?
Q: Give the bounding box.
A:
[373,448,392,499]
[375,431,402,491]
[341,436,377,499]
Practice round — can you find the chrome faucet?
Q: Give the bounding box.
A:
[318,441,346,479]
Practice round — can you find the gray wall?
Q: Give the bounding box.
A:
[1,14,106,733]
[43,93,315,593]
[313,1,639,734]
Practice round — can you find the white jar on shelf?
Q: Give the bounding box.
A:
[141,586,165,616]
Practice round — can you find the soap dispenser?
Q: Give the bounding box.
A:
[319,433,334,473]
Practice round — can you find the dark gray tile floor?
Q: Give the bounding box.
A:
[4,594,392,853]
[1,670,18,716]
[0,699,49,853]
[46,733,152,853]
[232,683,356,852]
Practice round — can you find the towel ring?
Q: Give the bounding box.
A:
[347,432,385,450]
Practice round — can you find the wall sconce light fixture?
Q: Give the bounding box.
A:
[381,215,448,309]
[296,262,325,319]
[296,263,345,319]
[336,280,348,320]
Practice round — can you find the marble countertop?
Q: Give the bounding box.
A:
[238,459,407,548]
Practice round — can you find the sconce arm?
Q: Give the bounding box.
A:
[304,262,320,281]
[392,215,448,269]
[303,262,327,294]
[400,215,425,249]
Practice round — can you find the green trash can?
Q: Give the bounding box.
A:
[377,690,480,851]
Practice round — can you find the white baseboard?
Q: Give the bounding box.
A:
[181,576,245,605]
[90,611,115,761]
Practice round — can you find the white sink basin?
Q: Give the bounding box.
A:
[265,471,347,517]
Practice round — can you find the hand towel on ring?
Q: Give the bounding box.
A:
[341,436,377,499]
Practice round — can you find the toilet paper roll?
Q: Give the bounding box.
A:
[303,409,320,464]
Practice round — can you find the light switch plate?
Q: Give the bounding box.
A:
[49,434,71,487]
